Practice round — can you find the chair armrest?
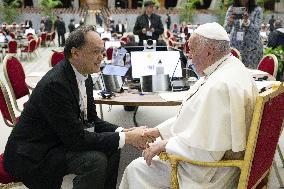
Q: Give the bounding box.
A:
[159,152,244,189]
[160,152,244,168]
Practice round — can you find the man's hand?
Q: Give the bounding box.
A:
[142,128,160,143]
[150,28,155,32]
[142,28,147,34]
[124,126,147,132]
[125,127,148,150]
[143,140,168,166]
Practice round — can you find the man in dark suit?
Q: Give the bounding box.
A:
[68,19,76,33]
[133,0,164,45]
[25,19,33,29]
[115,20,126,35]
[44,16,53,33]
[54,16,66,47]
[4,26,148,189]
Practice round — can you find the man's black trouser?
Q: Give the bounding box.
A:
[66,150,120,189]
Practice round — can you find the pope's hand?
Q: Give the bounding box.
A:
[125,127,148,150]
[143,140,168,166]
[142,128,160,143]
[142,28,147,34]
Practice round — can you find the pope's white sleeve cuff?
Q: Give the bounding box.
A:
[115,127,124,132]
[118,132,125,149]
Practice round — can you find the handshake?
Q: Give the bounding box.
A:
[124,126,160,150]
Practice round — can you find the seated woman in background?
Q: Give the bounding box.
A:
[224,0,263,68]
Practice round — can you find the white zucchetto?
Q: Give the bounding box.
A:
[194,22,230,41]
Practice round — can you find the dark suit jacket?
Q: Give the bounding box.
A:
[115,24,125,35]
[268,29,284,50]
[133,13,164,45]
[4,59,120,189]
[54,19,66,34]
[68,22,75,33]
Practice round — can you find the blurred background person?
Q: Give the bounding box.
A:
[268,20,284,50]
[54,16,66,47]
[40,17,45,32]
[44,16,53,33]
[68,19,75,33]
[260,23,268,45]
[165,13,171,30]
[125,35,138,46]
[115,20,126,35]
[269,14,275,32]
[25,19,33,29]
[133,0,164,45]
[96,11,103,27]
[224,0,263,68]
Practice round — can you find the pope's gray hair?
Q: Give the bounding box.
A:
[195,34,230,55]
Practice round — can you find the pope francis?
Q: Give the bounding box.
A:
[119,22,258,189]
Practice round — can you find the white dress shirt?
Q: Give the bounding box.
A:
[71,64,125,148]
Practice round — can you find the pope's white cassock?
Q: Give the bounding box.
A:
[120,54,258,188]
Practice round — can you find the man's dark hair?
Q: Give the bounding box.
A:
[232,0,256,13]
[144,0,155,7]
[64,25,95,59]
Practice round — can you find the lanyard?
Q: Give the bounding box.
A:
[176,55,230,117]
[77,80,88,121]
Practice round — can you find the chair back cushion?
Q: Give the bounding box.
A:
[0,153,15,184]
[51,51,64,67]
[29,39,37,52]
[5,57,29,99]
[247,91,284,188]
[36,37,41,48]
[9,32,15,39]
[106,47,113,60]
[27,35,34,41]
[121,37,128,44]
[231,48,241,60]
[7,40,17,54]
[258,55,277,77]
[41,32,47,41]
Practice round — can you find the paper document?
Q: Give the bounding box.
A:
[159,91,188,102]
[255,81,280,93]
[248,69,270,80]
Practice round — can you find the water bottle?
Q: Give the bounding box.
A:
[125,53,131,67]
[156,59,164,75]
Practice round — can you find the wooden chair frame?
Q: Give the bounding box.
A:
[3,54,30,112]
[160,83,284,189]
[0,80,17,127]
[257,54,278,78]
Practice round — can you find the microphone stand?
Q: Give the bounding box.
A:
[170,58,182,91]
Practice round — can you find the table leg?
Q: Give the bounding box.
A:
[133,106,139,127]
[99,104,104,120]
